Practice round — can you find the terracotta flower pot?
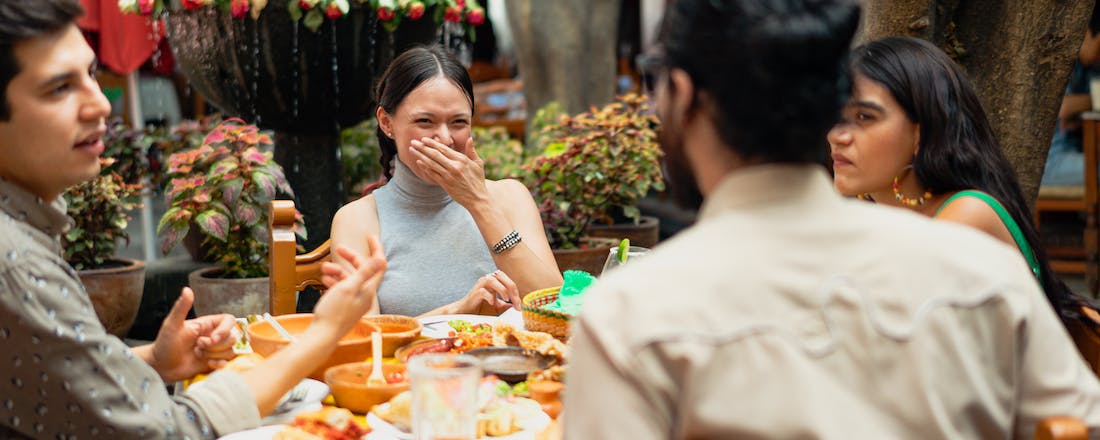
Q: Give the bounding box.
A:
[585,214,660,248]
[551,237,618,277]
[187,267,269,317]
[78,258,146,337]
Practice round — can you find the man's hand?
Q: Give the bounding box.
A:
[147,288,237,382]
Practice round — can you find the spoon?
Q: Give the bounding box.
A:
[367,330,387,386]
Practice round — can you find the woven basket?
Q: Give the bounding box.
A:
[521,286,572,338]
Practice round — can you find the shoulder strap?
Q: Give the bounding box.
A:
[935,190,1042,280]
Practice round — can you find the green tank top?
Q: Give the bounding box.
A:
[934,190,1042,280]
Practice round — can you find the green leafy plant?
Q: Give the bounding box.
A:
[523,94,665,249]
[102,117,153,187]
[63,158,144,270]
[475,126,525,181]
[158,118,305,278]
[340,118,384,199]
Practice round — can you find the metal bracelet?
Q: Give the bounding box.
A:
[492,230,522,254]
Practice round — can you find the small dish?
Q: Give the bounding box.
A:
[363,314,423,357]
[248,313,381,380]
[393,337,457,363]
[464,346,558,384]
[324,362,410,414]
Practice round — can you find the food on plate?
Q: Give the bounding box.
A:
[372,376,546,438]
[371,389,412,431]
[490,323,568,362]
[527,365,565,383]
[275,407,369,440]
[447,320,496,353]
[183,352,265,389]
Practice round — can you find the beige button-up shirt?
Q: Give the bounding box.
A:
[565,165,1100,439]
[0,179,260,439]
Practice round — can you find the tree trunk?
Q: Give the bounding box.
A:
[505,0,621,131]
[861,0,1094,209]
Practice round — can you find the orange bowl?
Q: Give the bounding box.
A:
[363,314,423,357]
[324,362,410,414]
[248,313,381,380]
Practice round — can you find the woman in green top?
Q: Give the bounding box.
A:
[828,36,1093,327]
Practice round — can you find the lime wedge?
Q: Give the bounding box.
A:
[617,238,630,263]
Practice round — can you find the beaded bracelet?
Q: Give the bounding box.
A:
[492,230,522,254]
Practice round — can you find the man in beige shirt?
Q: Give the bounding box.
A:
[564,0,1100,438]
[0,1,387,438]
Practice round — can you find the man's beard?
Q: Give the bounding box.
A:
[658,121,704,211]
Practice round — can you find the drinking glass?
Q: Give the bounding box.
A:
[601,245,651,274]
[408,353,483,440]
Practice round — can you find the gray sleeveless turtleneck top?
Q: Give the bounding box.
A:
[372,160,498,316]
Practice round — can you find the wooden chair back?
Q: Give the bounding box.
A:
[1033,113,1100,295]
[269,200,331,315]
[1067,305,1100,378]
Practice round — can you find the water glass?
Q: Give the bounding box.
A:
[602,245,651,274]
[408,353,483,440]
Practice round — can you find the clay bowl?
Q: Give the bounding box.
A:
[248,313,381,380]
[394,337,458,363]
[464,346,558,384]
[363,314,423,357]
[324,362,410,414]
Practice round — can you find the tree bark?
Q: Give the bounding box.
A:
[505,0,621,131]
[861,0,1094,208]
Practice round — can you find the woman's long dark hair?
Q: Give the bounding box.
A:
[374,45,474,180]
[852,37,1093,326]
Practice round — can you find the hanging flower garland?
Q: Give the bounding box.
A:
[119,0,485,34]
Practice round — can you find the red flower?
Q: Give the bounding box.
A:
[443,5,462,22]
[181,0,204,10]
[325,3,343,19]
[138,0,155,15]
[298,0,313,11]
[377,7,395,21]
[230,0,249,18]
[465,7,484,26]
[456,0,466,7]
[407,1,425,20]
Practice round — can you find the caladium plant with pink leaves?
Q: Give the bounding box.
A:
[158,118,305,278]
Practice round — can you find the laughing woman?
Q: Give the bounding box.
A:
[827,36,1096,329]
[331,45,561,318]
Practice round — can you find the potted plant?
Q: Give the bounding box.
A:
[523,94,665,274]
[63,157,146,337]
[158,118,305,316]
[120,0,477,251]
[340,118,385,200]
[475,125,526,181]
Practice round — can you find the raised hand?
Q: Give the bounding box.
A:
[409,136,491,209]
[147,288,238,382]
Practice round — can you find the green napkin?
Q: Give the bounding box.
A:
[545,270,595,315]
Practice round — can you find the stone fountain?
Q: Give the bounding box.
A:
[165,4,439,249]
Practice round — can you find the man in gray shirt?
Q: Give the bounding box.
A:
[0,1,387,438]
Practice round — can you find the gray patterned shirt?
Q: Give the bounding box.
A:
[0,178,260,439]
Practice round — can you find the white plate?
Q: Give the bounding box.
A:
[417,312,525,339]
[218,425,283,440]
[259,379,330,425]
[365,402,550,440]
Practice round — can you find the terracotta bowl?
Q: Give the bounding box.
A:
[248,313,381,380]
[363,314,423,357]
[394,337,458,363]
[324,362,410,414]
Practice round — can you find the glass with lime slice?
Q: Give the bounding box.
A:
[602,239,651,275]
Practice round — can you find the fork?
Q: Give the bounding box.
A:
[272,386,307,414]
